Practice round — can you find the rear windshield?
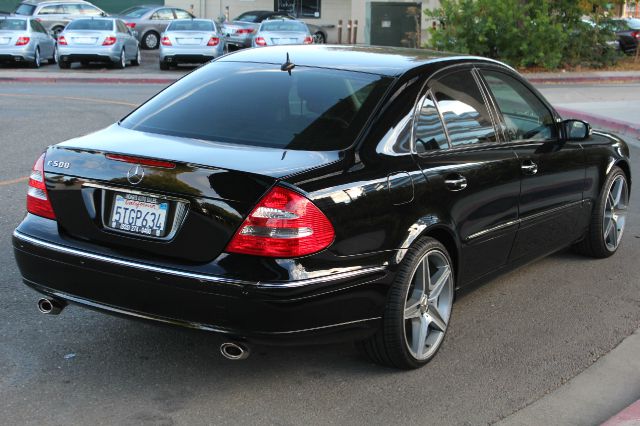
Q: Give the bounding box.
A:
[14,3,35,15]
[120,62,391,151]
[120,6,149,18]
[66,19,113,31]
[261,21,307,32]
[168,20,214,32]
[0,18,26,30]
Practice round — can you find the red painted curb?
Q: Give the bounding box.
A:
[555,107,640,140]
[0,76,177,85]
[601,399,640,425]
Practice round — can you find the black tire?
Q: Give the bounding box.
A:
[113,49,126,69]
[358,237,454,369]
[313,31,326,44]
[141,31,159,50]
[574,166,629,258]
[31,47,41,68]
[51,26,64,38]
[159,60,169,70]
[49,46,57,64]
[131,48,141,66]
[58,59,70,69]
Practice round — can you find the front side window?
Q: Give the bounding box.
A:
[120,7,150,18]
[120,62,391,151]
[430,70,497,147]
[151,9,174,20]
[38,5,64,15]
[63,4,81,14]
[414,93,449,153]
[482,70,557,141]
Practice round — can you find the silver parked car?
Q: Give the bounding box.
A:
[118,5,194,50]
[57,18,140,69]
[0,16,56,67]
[13,0,107,36]
[252,19,312,47]
[220,10,327,50]
[159,19,225,70]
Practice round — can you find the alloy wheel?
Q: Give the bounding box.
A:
[145,33,158,49]
[34,48,40,68]
[603,174,628,251]
[403,249,453,360]
[120,50,126,68]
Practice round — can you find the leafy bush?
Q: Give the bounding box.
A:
[425,0,621,69]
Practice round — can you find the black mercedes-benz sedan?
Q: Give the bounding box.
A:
[13,46,631,369]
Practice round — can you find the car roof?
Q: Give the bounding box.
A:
[219,45,510,77]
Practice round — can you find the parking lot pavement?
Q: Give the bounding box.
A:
[0,82,639,425]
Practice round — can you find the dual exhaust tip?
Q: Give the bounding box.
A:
[37,297,251,360]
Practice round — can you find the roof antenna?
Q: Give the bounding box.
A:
[281,52,295,75]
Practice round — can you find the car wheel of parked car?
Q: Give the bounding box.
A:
[142,31,159,49]
[114,49,126,69]
[31,47,41,68]
[49,46,57,64]
[313,31,326,44]
[575,166,629,258]
[131,48,141,66]
[358,237,454,369]
[51,26,64,38]
[58,59,70,69]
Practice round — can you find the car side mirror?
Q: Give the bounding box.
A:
[562,119,591,141]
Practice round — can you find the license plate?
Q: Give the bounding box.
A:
[0,38,10,45]
[108,192,169,237]
[177,38,201,45]
[74,37,96,44]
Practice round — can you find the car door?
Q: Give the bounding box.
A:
[476,66,587,262]
[412,67,521,285]
[32,19,53,57]
[116,20,135,56]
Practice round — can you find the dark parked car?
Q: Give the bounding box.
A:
[13,46,631,369]
[608,18,640,54]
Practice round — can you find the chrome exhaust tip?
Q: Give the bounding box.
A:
[220,342,250,360]
[37,298,66,315]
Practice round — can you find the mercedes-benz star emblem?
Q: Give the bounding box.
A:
[127,164,145,185]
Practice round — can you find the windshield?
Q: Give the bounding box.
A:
[0,18,26,30]
[168,20,214,32]
[120,6,149,18]
[261,21,307,32]
[14,4,35,15]
[627,18,640,30]
[66,19,113,31]
[120,62,391,151]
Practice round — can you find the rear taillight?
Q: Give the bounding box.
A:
[236,28,254,35]
[57,36,67,45]
[303,35,313,44]
[27,153,56,220]
[207,37,220,46]
[254,36,266,46]
[15,36,30,46]
[632,30,640,39]
[102,36,116,46]
[161,36,171,46]
[225,186,335,258]
[125,22,136,29]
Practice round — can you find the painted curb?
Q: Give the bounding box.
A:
[602,399,640,426]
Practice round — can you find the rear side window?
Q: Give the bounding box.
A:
[430,70,497,147]
[14,4,36,15]
[0,18,27,30]
[481,70,557,141]
[38,5,64,14]
[63,4,81,14]
[151,8,174,20]
[66,19,113,31]
[168,20,214,32]
[120,62,391,151]
[414,93,449,153]
[79,4,101,16]
[121,7,149,18]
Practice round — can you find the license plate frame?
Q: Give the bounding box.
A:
[107,192,170,238]
[0,37,10,45]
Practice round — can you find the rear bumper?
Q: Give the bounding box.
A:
[161,54,215,64]
[58,45,120,63]
[13,226,390,345]
[0,45,34,62]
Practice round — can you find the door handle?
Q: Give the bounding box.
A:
[521,161,538,175]
[444,175,467,191]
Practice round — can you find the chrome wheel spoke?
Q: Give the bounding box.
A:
[411,315,430,356]
[603,175,628,251]
[427,307,447,332]
[428,264,450,304]
[404,301,421,319]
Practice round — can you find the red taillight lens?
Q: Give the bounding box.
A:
[27,153,56,220]
[105,153,176,169]
[15,36,30,46]
[161,36,172,46]
[57,36,67,45]
[225,186,335,258]
[632,31,640,39]
[125,22,136,29]
[254,36,267,46]
[236,28,254,35]
[207,37,220,46]
[304,35,313,44]
[102,36,116,46]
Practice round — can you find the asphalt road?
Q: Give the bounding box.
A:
[0,82,638,425]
